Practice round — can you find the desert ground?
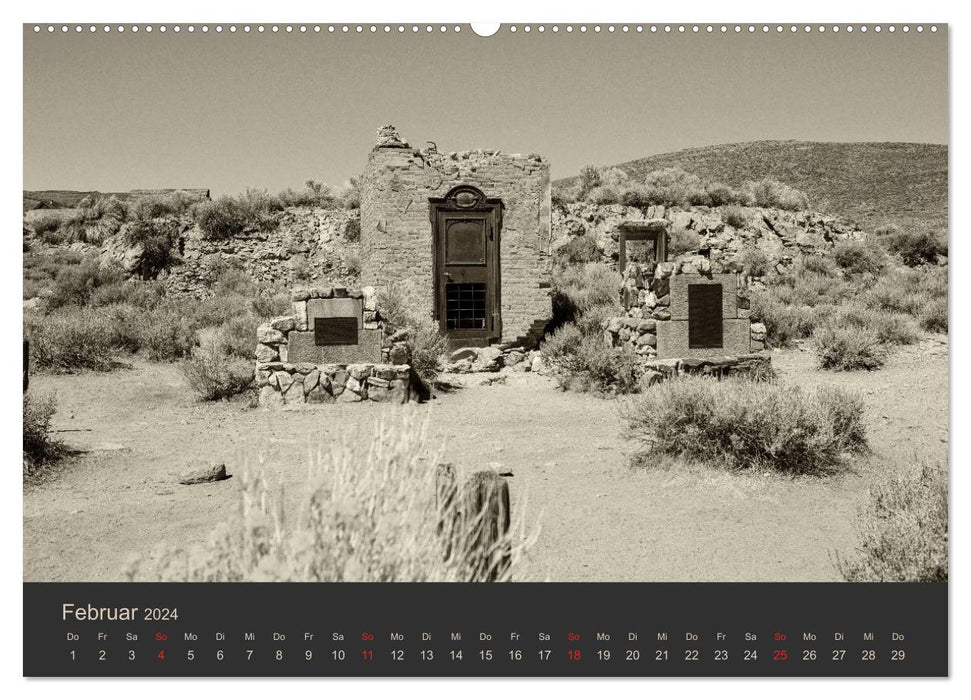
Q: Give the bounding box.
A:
[23,336,947,583]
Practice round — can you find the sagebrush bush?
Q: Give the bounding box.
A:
[744,178,809,210]
[919,297,948,333]
[797,254,838,278]
[218,313,260,359]
[550,263,621,327]
[834,305,919,346]
[194,189,283,240]
[181,340,254,401]
[26,308,116,372]
[541,323,642,394]
[832,239,886,275]
[553,235,602,266]
[46,256,127,309]
[344,217,361,242]
[127,192,194,221]
[137,304,198,361]
[23,391,63,473]
[815,325,888,371]
[624,377,867,475]
[121,218,181,278]
[838,463,947,582]
[741,248,771,277]
[31,213,65,242]
[278,179,339,209]
[881,227,947,266]
[749,291,817,346]
[668,229,703,257]
[377,281,448,383]
[721,206,747,229]
[89,278,166,310]
[125,412,532,582]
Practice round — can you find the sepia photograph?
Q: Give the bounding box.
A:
[21,24,948,585]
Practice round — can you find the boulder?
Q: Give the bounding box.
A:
[505,351,525,367]
[477,346,503,365]
[274,371,294,393]
[270,316,296,333]
[306,383,335,403]
[178,462,228,485]
[450,347,478,363]
[294,362,316,374]
[652,309,672,321]
[636,318,657,334]
[255,344,279,363]
[304,369,320,394]
[636,333,657,348]
[259,385,284,407]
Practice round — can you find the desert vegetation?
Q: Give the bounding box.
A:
[624,377,867,476]
[377,281,450,386]
[837,462,947,582]
[125,412,530,582]
[560,165,810,211]
[23,391,63,478]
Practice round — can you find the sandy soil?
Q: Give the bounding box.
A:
[23,337,947,583]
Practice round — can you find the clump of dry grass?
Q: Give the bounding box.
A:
[125,412,534,582]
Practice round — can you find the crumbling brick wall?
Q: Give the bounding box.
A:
[361,127,552,343]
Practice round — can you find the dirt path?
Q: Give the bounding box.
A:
[24,337,947,582]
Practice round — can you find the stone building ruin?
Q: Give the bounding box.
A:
[256,125,769,406]
[361,125,552,348]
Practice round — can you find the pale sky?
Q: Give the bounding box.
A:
[23,25,948,195]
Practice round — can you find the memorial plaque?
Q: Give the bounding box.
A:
[314,317,358,346]
[688,284,723,349]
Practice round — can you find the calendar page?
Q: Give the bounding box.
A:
[20,19,948,678]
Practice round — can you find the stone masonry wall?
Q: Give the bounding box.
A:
[361,128,552,343]
[256,285,412,406]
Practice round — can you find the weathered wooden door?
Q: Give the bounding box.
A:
[430,186,502,345]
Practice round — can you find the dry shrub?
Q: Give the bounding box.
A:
[834,305,919,346]
[180,339,254,401]
[797,254,838,277]
[25,308,116,372]
[749,291,818,346]
[744,178,809,210]
[832,239,886,275]
[550,262,622,326]
[46,256,127,309]
[741,247,771,277]
[23,391,63,474]
[668,229,703,257]
[553,235,602,266]
[377,281,448,383]
[919,297,948,333]
[125,412,533,582]
[624,377,867,475]
[837,463,947,582]
[815,325,888,371]
[194,189,283,240]
[880,227,947,267]
[136,303,199,361]
[721,205,748,229]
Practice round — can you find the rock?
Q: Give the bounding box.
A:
[362,286,377,311]
[255,343,279,363]
[374,365,397,381]
[304,369,320,394]
[450,347,478,362]
[283,379,305,404]
[259,385,284,407]
[338,386,363,402]
[274,371,294,393]
[256,370,272,388]
[505,350,525,366]
[636,332,657,347]
[750,322,767,336]
[531,356,544,373]
[332,369,348,391]
[345,376,362,394]
[332,286,348,298]
[291,287,311,302]
[178,463,228,485]
[477,346,503,365]
[652,309,672,321]
[507,361,530,373]
[306,383,334,403]
[294,362,316,374]
[270,316,296,332]
[636,318,657,334]
[367,376,391,389]
[389,344,409,365]
[347,363,373,380]
[448,360,472,373]
[606,318,623,334]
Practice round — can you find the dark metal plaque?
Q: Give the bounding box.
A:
[688,284,723,349]
[314,317,358,346]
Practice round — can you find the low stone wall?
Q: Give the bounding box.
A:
[257,361,411,406]
[604,261,764,359]
[256,285,412,407]
[637,353,773,387]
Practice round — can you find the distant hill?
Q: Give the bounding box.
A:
[23,188,210,213]
[555,141,947,235]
